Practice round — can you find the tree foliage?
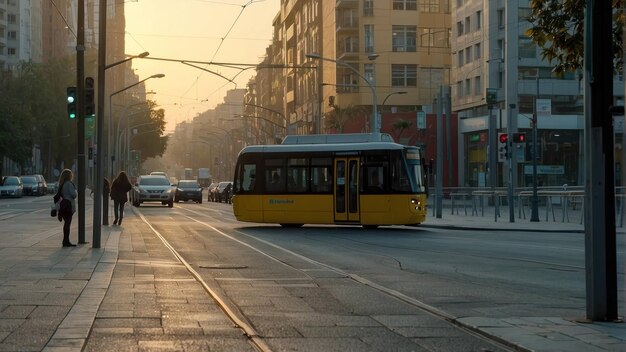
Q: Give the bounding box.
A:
[526,0,623,74]
[324,104,363,133]
[392,119,413,143]
[0,59,75,171]
[127,99,168,162]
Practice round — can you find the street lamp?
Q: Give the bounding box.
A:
[105,51,149,70]
[381,91,408,110]
[94,50,151,246]
[108,74,164,176]
[306,53,379,134]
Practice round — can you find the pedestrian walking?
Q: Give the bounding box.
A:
[56,169,77,247]
[110,171,132,226]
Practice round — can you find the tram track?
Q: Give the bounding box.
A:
[137,205,525,352]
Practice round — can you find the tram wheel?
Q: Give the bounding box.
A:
[280,223,303,228]
[362,225,379,229]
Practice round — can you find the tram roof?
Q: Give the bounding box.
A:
[239,141,408,154]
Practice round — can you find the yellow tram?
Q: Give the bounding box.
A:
[232,133,428,228]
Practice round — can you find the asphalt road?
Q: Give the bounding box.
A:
[124,197,625,351]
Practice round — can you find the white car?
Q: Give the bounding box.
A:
[131,175,174,207]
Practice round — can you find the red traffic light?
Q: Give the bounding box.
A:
[499,133,508,143]
[513,133,526,143]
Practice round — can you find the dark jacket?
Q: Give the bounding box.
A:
[110,178,132,202]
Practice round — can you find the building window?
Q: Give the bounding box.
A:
[519,36,536,59]
[457,51,464,67]
[497,9,505,28]
[8,31,17,40]
[474,43,481,60]
[474,76,482,96]
[393,0,417,11]
[465,47,471,64]
[456,21,464,37]
[8,14,16,24]
[391,64,417,87]
[418,0,439,12]
[465,16,471,33]
[363,0,374,16]
[364,24,374,53]
[392,25,417,52]
[519,7,533,22]
[8,47,16,56]
[457,80,464,97]
[419,28,450,51]
[465,79,471,96]
[476,10,482,30]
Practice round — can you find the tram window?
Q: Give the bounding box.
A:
[265,159,285,193]
[392,157,412,192]
[241,164,256,192]
[288,158,308,192]
[365,166,385,193]
[311,158,332,193]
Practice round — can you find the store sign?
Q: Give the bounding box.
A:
[416,111,426,130]
[536,99,552,118]
[524,165,564,175]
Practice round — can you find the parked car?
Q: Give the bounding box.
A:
[21,175,47,196]
[150,171,168,178]
[207,182,218,202]
[131,175,174,208]
[214,181,233,203]
[174,180,203,203]
[0,176,23,198]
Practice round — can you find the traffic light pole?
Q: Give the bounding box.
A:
[92,0,107,248]
[76,0,86,244]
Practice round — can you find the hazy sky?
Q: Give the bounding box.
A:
[124,0,281,132]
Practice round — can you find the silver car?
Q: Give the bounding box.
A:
[131,175,174,207]
[0,176,23,198]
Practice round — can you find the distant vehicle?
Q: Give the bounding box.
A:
[0,176,23,198]
[214,181,233,203]
[21,175,47,196]
[131,175,174,208]
[174,179,203,203]
[198,168,210,187]
[150,171,168,178]
[184,168,193,179]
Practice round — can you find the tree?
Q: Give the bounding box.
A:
[129,100,168,162]
[526,0,623,75]
[392,119,413,143]
[324,104,363,133]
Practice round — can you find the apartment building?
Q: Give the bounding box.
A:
[452,0,624,188]
[318,0,451,134]
[0,0,41,70]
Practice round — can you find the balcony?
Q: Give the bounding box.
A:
[336,0,358,9]
[336,18,359,33]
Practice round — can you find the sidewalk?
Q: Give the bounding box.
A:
[0,202,623,351]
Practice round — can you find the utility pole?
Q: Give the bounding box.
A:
[435,87,443,218]
[584,0,617,321]
[92,0,107,248]
[76,0,86,244]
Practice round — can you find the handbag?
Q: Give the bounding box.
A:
[50,204,57,217]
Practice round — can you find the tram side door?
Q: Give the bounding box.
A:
[334,157,360,222]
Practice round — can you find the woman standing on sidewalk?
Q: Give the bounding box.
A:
[110,171,132,226]
[57,169,77,247]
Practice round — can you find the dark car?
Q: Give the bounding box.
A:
[0,176,23,198]
[215,181,233,203]
[174,180,203,203]
[21,175,47,196]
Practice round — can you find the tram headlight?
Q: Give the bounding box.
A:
[410,198,421,210]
